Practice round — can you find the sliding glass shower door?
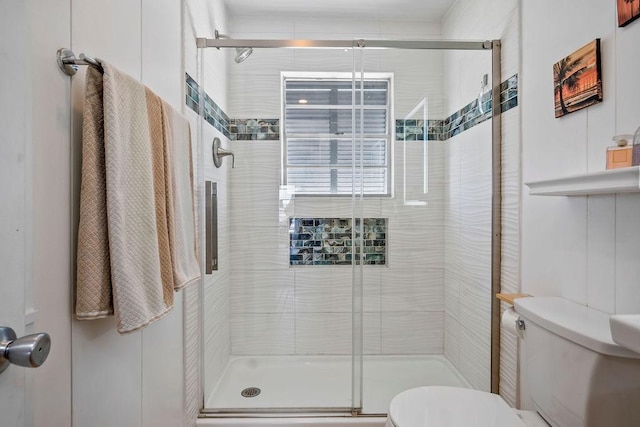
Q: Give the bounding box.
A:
[199,44,365,412]
[197,37,499,416]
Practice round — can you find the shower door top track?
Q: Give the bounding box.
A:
[196,37,494,50]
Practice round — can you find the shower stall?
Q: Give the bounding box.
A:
[191,29,502,417]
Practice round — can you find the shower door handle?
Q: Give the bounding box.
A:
[205,181,218,274]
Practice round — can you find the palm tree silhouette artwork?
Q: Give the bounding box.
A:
[553,56,585,117]
[618,0,640,26]
[623,0,636,15]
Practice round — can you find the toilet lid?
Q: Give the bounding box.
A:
[388,386,525,427]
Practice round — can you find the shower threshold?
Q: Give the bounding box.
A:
[203,354,470,415]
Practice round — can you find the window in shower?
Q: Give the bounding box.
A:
[281,73,392,196]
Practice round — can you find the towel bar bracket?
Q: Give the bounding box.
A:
[57,48,79,76]
[57,48,103,76]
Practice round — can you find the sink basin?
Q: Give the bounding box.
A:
[610,315,640,354]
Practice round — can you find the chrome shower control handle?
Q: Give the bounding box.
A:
[0,326,51,374]
[213,137,235,168]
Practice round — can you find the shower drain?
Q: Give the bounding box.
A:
[241,387,261,398]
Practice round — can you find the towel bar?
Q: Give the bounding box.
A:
[57,48,103,76]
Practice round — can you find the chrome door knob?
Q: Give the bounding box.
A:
[0,326,51,374]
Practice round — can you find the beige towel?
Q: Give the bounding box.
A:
[162,101,200,290]
[102,62,174,333]
[76,61,183,333]
[76,66,113,319]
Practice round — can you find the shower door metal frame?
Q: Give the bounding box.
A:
[196,37,493,51]
[196,37,503,418]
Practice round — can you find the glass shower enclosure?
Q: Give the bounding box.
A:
[194,36,501,416]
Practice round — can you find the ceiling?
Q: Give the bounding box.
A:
[223,0,456,20]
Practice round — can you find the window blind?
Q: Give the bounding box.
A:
[283,78,391,196]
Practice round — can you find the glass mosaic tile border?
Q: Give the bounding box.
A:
[500,74,519,114]
[395,119,443,141]
[185,73,231,138]
[185,73,518,142]
[289,217,387,266]
[229,119,280,141]
[441,73,518,139]
[185,74,199,114]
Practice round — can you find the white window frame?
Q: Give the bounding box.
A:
[281,71,394,197]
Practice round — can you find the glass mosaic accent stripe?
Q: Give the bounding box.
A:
[185,73,517,142]
[441,92,493,139]
[289,218,387,266]
[394,73,518,141]
[185,73,231,137]
[395,119,443,141]
[185,74,199,114]
[500,74,519,114]
[441,73,518,139]
[229,119,280,141]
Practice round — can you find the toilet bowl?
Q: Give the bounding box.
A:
[386,386,542,427]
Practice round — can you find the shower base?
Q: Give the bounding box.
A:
[204,355,470,415]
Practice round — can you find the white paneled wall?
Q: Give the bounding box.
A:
[521,0,640,412]
[522,0,640,309]
[1,2,30,425]
[521,0,640,407]
[5,1,189,425]
[70,1,186,426]
[23,0,73,425]
[442,0,520,401]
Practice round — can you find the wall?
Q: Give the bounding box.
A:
[1,1,189,426]
[69,1,187,426]
[521,0,640,405]
[184,0,233,404]
[0,1,32,425]
[442,0,520,399]
[224,15,447,358]
[522,0,640,313]
[522,0,640,311]
[26,0,72,425]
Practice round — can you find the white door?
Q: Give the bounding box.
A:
[0,1,31,425]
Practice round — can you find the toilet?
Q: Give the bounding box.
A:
[386,297,640,426]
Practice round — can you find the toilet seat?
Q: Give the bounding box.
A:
[387,386,525,427]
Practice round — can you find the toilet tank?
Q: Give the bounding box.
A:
[514,297,640,427]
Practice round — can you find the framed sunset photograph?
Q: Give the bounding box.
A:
[553,39,603,118]
[618,0,640,27]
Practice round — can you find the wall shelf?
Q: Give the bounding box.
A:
[525,166,640,196]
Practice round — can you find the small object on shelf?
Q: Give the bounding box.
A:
[633,127,640,166]
[607,135,633,169]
